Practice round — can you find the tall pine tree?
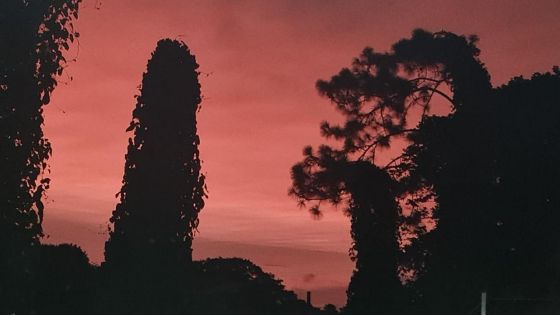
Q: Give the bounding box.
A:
[105,39,206,269]
[290,29,490,314]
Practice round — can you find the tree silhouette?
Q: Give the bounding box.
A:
[99,39,206,314]
[290,29,491,314]
[0,0,80,312]
[405,69,560,314]
[105,39,207,268]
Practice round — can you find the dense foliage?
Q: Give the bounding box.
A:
[105,39,207,268]
[0,0,80,313]
[291,29,560,314]
[290,29,487,314]
[407,69,560,314]
[192,258,323,315]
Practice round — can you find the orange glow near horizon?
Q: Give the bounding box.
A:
[42,0,560,307]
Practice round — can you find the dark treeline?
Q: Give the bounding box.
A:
[291,29,560,314]
[2,1,559,314]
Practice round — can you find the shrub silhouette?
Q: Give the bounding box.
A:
[192,258,322,315]
[35,244,94,315]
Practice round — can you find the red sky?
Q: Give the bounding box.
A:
[42,0,560,307]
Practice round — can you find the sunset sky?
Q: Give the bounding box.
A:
[42,0,560,307]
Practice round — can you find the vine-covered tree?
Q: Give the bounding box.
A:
[290,29,490,314]
[104,39,206,269]
[0,0,80,312]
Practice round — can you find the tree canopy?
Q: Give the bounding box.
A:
[407,69,560,314]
